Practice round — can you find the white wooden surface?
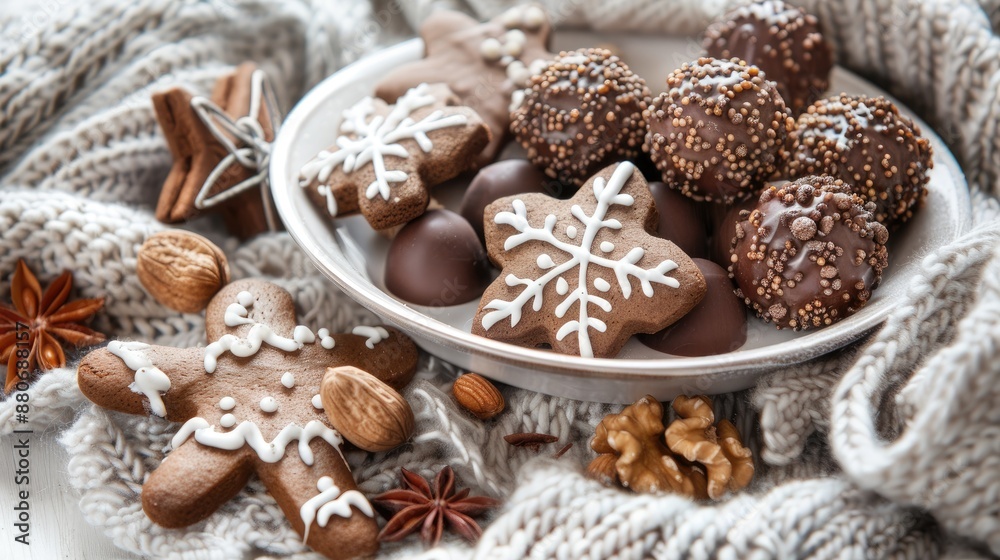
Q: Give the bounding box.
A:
[0,433,137,560]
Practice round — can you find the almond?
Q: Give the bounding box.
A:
[137,230,229,313]
[452,373,504,420]
[321,365,414,452]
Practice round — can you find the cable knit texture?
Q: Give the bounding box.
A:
[1,0,999,558]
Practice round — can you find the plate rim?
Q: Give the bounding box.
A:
[271,35,972,382]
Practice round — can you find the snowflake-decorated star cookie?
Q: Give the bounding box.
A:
[77,280,419,560]
[298,83,490,230]
[472,162,707,358]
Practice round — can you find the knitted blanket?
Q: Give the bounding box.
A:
[1,0,999,558]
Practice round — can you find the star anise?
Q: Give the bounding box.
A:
[371,466,500,547]
[0,260,105,393]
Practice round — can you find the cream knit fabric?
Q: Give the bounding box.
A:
[1,0,999,558]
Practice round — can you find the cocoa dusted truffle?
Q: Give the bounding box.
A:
[639,259,747,356]
[385,210,493,307]
[704,0,833,115]
[644,57,794,204]
[511,48,651,186]
[784,94,932,226]
[729,176,889,329]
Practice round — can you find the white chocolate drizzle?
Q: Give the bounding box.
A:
[171,418,343,465]
[300,476,374,544]
[107,341,171,418]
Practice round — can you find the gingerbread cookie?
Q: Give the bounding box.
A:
[374,5,554,167]
[298,83,490,230]
[154,63,280,239]
[472,161,706,358]
[77,280,419,560]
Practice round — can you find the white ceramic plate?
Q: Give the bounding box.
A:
[271,32,971,403]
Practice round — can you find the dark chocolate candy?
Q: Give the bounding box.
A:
[385,210,492,307]
[511,48,650,187]
[648,181,709,259]
[729,176,889,330]
[639,259,746,356]
[784,94,932,227]
[704,0,833,115]
[708,195,757,268]
[459,159,553,240]
[644,57,794,204]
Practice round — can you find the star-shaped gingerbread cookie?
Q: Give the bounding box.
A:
[298,83,490,230]
[473,161,707,358]
[77,280,418,560]
[374,4,554,167]
[153,63,278,239]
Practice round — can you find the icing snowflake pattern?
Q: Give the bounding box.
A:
[298,83,468,207]
[480,162,681,358]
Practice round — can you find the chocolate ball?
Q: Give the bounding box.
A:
[459,159,553,240]
[784,94,933,226]
[648,181,709,259]
[385,210,492,307]
[639,259,746,356]
[708,195,756,268]
[729,176,889,330]
[511,48,651,186]
[644,57,794,204]
[704,0,833,115]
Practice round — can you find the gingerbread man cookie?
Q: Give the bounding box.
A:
[298,83,490,230]
[472,161,707,358]
[77,280,419,560]
[374,5,554,167]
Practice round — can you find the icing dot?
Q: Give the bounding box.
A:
[500,6,522,27]
[523,5,545,29]
[260,397,278,413]
[220,414,236,428]
[317,328,330,338]
[237,291,254,307]
[556,277,569,295]
[566,226,578,239]
[321,337,336,350]
[219,397,236,411]
[312,394,324,410]
[537,254,555,269]
[600,241,615,253]
[594,278,611,292]
[504,29,526,47]
[281,372,295,388]
[317,476,334,491]
[293,325,316,344]
[480,38,502,61]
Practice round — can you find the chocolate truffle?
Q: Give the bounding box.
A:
[644,57,794,204]
[729,176,889,329]
[459,159,554,240]
[385,210,492,307]
[511,48,651,186]
[784,94,933,226]
[704,0,833,115]
[708,195,756,268]
[639,259,746,356]
[648,181,710,259]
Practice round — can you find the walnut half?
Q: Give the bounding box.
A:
[587,394,753,500]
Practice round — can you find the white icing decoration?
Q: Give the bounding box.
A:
[298,83,469,202]
[219,396,236,411]
[509,88,527,113]
[316,327,335,349]
[480,37,502,61]
[480,162,681,358]
[594,278,611,292]
[500,6,523,27]
[312,394,324,410]
[220,413,236,428]
[523,5,546,29]
[171,418,343,465]
[237,291,254,307]
[108,341,171,418]
[537,254,555,269]
[600,241,615,253]
[260,396,278,413]
[352,326,390,349]
[566,225,578,239]
[281,372,295,388]
[300,477,374,544]
[204,324,302,373]
[293,325,316,344]
[317,184,338,216]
